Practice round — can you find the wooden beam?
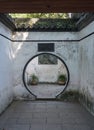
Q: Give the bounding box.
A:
[0,0,94,12]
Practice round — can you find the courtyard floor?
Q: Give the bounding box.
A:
[27,84,65,98]
[0,101,94,130]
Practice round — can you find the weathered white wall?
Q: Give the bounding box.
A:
[12,32,79,99]
[78,21,94,114]
[12,32,78,41]
[0,22,14,114]
[26,57,67,83]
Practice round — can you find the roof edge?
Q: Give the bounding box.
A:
[0,13,16,31]
[0,13,94,32]
[75,13,94,31]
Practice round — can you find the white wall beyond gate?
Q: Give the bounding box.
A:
[26,57,67,83]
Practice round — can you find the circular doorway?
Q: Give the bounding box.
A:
[23,53,70,99]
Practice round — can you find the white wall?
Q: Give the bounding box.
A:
[26,57,67,83]
[78,21,94,114]
[12,32,78,41]
[0,22,14,114]
[12,32,79,99]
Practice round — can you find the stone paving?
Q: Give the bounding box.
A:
[0,101,94,130]
[27,84,65,98]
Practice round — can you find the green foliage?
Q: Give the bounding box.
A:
[9,13,69,19]
[28,74,38,85]
[9,13,77,31]
[60,90,79,102]
[57,74,67,85]
[58,74,67,82]
[31,74,38,81]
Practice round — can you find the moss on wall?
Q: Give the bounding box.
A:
[58,90,94,115]
[58,90,79,102]
[79,92,94,114]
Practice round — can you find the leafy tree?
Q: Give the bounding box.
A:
[9,13,69,19]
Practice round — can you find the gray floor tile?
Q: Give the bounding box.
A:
[17,118,32,124]
[62,124,91,130]
[30,124,45,130]
[0,101,94,130]
[45,124,62,130]
[3,124,30,130]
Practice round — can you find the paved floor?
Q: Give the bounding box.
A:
[0,101,94,130]
[27,84,65,98]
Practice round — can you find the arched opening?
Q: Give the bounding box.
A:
[23,53,70,99]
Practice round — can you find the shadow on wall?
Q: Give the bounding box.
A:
[12,32,29,58]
